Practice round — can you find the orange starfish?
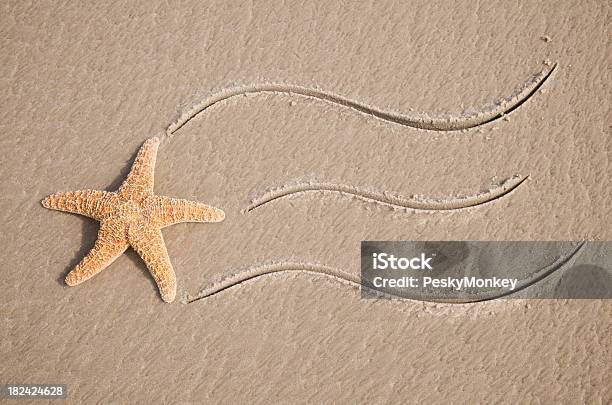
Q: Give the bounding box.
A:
[42,137,225,303]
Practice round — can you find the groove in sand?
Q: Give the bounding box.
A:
[244,175,528,212]
[186,262,360,303]
[167,63,556,135]
[186,243,585,304]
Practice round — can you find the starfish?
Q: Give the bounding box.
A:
[42,137,225,303]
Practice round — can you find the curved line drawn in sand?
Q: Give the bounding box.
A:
[186,262,360,303]
[167,63,556,135]
[186,242,585,304]
[244,175,528,213]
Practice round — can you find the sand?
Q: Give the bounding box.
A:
[1,1,610,403]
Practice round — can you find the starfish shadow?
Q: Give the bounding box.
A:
[105,147,140,191]
[56,218,98,286]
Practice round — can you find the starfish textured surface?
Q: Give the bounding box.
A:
[42,137,225,303]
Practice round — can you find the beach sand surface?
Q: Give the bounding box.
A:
[1,1,610,403]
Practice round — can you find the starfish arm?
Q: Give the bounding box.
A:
[147,195,225,228]
[42,190,118,220]
[128,225,177,303]
[118,137,159,201]
[65,220,129,286]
